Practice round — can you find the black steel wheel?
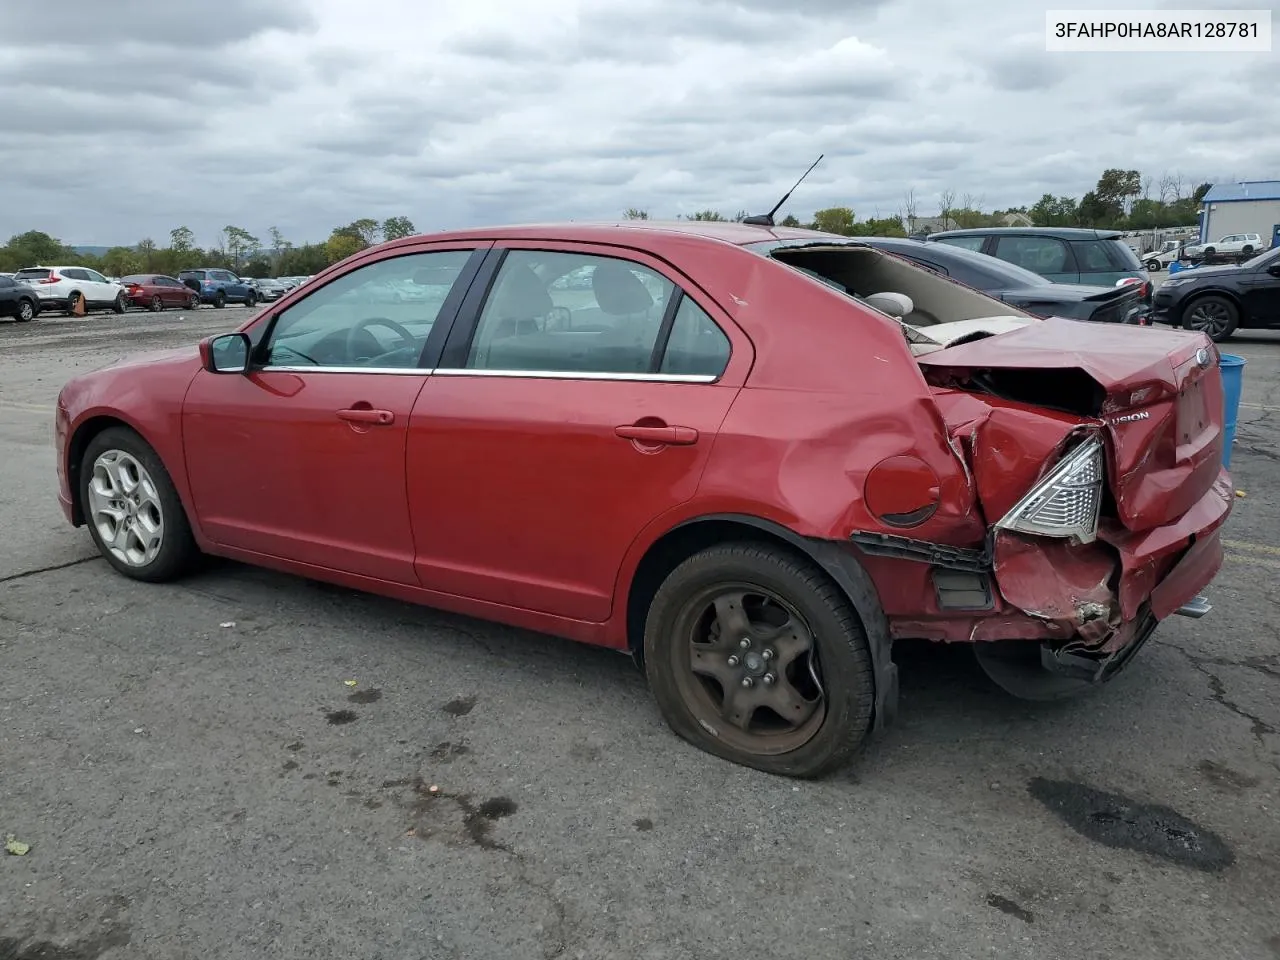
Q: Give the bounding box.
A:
[644,542,874,778]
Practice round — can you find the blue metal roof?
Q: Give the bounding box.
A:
[1201,181,1280,203]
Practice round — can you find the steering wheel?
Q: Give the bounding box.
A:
[345,316,417,362]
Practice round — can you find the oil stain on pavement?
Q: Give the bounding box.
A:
[985,894,1034,923]
[347,687,382,704]
[1028,777,1234,872]
[442,695,477,716]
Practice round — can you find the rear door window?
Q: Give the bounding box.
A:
[993,236,1070,275]
[934,235,986,252]
[659,297,731,377]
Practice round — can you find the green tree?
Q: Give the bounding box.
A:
[382,216,416,240]
[278,243,330,275]
[1192,182,1212,203]
[779,214,802,227]
[1028,194,1078,227]
[333,218,380,247]
[136,238,158,271]
[101,246,143,277]
[2,230,70,269]
[688,210,727,221]
[222,226,259,271]
[325,233,365,264]
[810,207,856,235]
[855,215,907,237]
[623,208,649,220]
[169,226,195,252]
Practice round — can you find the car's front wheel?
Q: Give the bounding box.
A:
[1183,294,1239,342]
[1243,245,1254,256]
[244,291,257,308]
[81,427,198,582]
[17,299,35,322]
[643,542,875,778]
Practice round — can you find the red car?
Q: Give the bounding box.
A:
[54,222,1231,778]
[121,274,201,312]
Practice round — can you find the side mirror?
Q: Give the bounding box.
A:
[1268,263,1280,277]
[200,332,251,373]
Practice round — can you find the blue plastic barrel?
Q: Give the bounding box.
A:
[1219,354,1247,469]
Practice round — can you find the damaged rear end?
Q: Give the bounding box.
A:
[872,316,1232,695]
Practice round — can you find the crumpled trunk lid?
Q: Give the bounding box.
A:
[917,316,1224,532]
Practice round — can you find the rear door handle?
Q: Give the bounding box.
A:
[614,424,699,445]
[337,407,395,425]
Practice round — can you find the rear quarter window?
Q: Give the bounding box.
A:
[1099,239,1143,270]
[934,235,986,252]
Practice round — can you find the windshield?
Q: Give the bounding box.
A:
[1243,246,1280,269]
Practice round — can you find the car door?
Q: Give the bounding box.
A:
[992,235,1079,283]
[1240,256,1280,324]
[405,243,749,622]
[81,268,115,304]
[157,276,182,305]
[181,243,487,583]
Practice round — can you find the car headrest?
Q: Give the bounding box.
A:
[592,262,653,316]
[863,291,914,318]
[490,263,552,318]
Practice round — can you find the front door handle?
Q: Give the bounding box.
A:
[337,407,395,425]
[614,424,699,445]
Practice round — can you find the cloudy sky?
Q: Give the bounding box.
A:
[3,0,1276,247]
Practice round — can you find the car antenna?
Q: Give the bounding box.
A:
[741,154,824,227]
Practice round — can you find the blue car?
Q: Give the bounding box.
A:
[178,268,258,308]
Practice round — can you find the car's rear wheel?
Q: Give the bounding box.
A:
[1183,294,1238,342]
[1145,259,1161,272]
[150,295,164,312]
[1243,245,1254,255]
[81,427,198,583]
[214,291,226,309]
[17,299,35,322]
[113,293,127,314]
[643,542,874,778]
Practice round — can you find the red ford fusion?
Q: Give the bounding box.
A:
[54,221,1230,778]
[120,274,202,312]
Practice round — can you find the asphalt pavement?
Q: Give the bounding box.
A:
[1,303,1278,960]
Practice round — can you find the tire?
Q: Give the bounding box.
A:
[643,542,875,778]
[1145,259,1161,272]
[1203,246,1216,257]
[244,291,257,308]
[187,294,200,310]
[80,426,198,583]
[150,295,164,312]
[17,299,36,322]
[213,291,226,309]
[1182,294,1239,342]
[1242,245,1254,255]
[113,293,127,314]
[65,292,84,316]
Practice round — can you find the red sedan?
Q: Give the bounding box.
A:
[121,274,201,312]
[54,222,1231,777]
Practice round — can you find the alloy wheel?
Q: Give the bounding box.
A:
[150,295,163,312]
[1187,300,1233,338]
[18,300,34,322]
[87,449,165,568]
[674,584,826,755]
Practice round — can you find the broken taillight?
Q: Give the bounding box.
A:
[995,436,1104,544]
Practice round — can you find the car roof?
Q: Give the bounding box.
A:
[375,220,840,251]
[928,226,1124,241]
[851,235,1052,286]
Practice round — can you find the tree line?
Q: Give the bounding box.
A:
[625,169,1214,237]
[0,216,417,277]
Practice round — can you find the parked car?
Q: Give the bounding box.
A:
[1141,239,1199,272]
[121,274,202,312]
[12,266,127,315]
[854,236,1150,325]
[54,221,1229,778]
[253,278,288,301]
[178,268,258,308]
[1183,233,1264,259]
[0,274,41,322]
[1151,245,1280,341]
[927,227,1152,303]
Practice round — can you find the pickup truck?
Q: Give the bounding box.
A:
[1183,233,1264,259]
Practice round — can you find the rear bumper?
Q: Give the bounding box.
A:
[874,470,1231,647]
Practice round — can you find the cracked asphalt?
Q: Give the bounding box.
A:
[2,305,1278,960]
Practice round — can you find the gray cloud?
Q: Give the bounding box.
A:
[4,0,315,46]
[1,0,1276,247]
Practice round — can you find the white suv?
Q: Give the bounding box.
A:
[13,266,127,316]
[1183,233,1264,258]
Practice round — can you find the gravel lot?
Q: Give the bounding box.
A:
[2,305,1278,960]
